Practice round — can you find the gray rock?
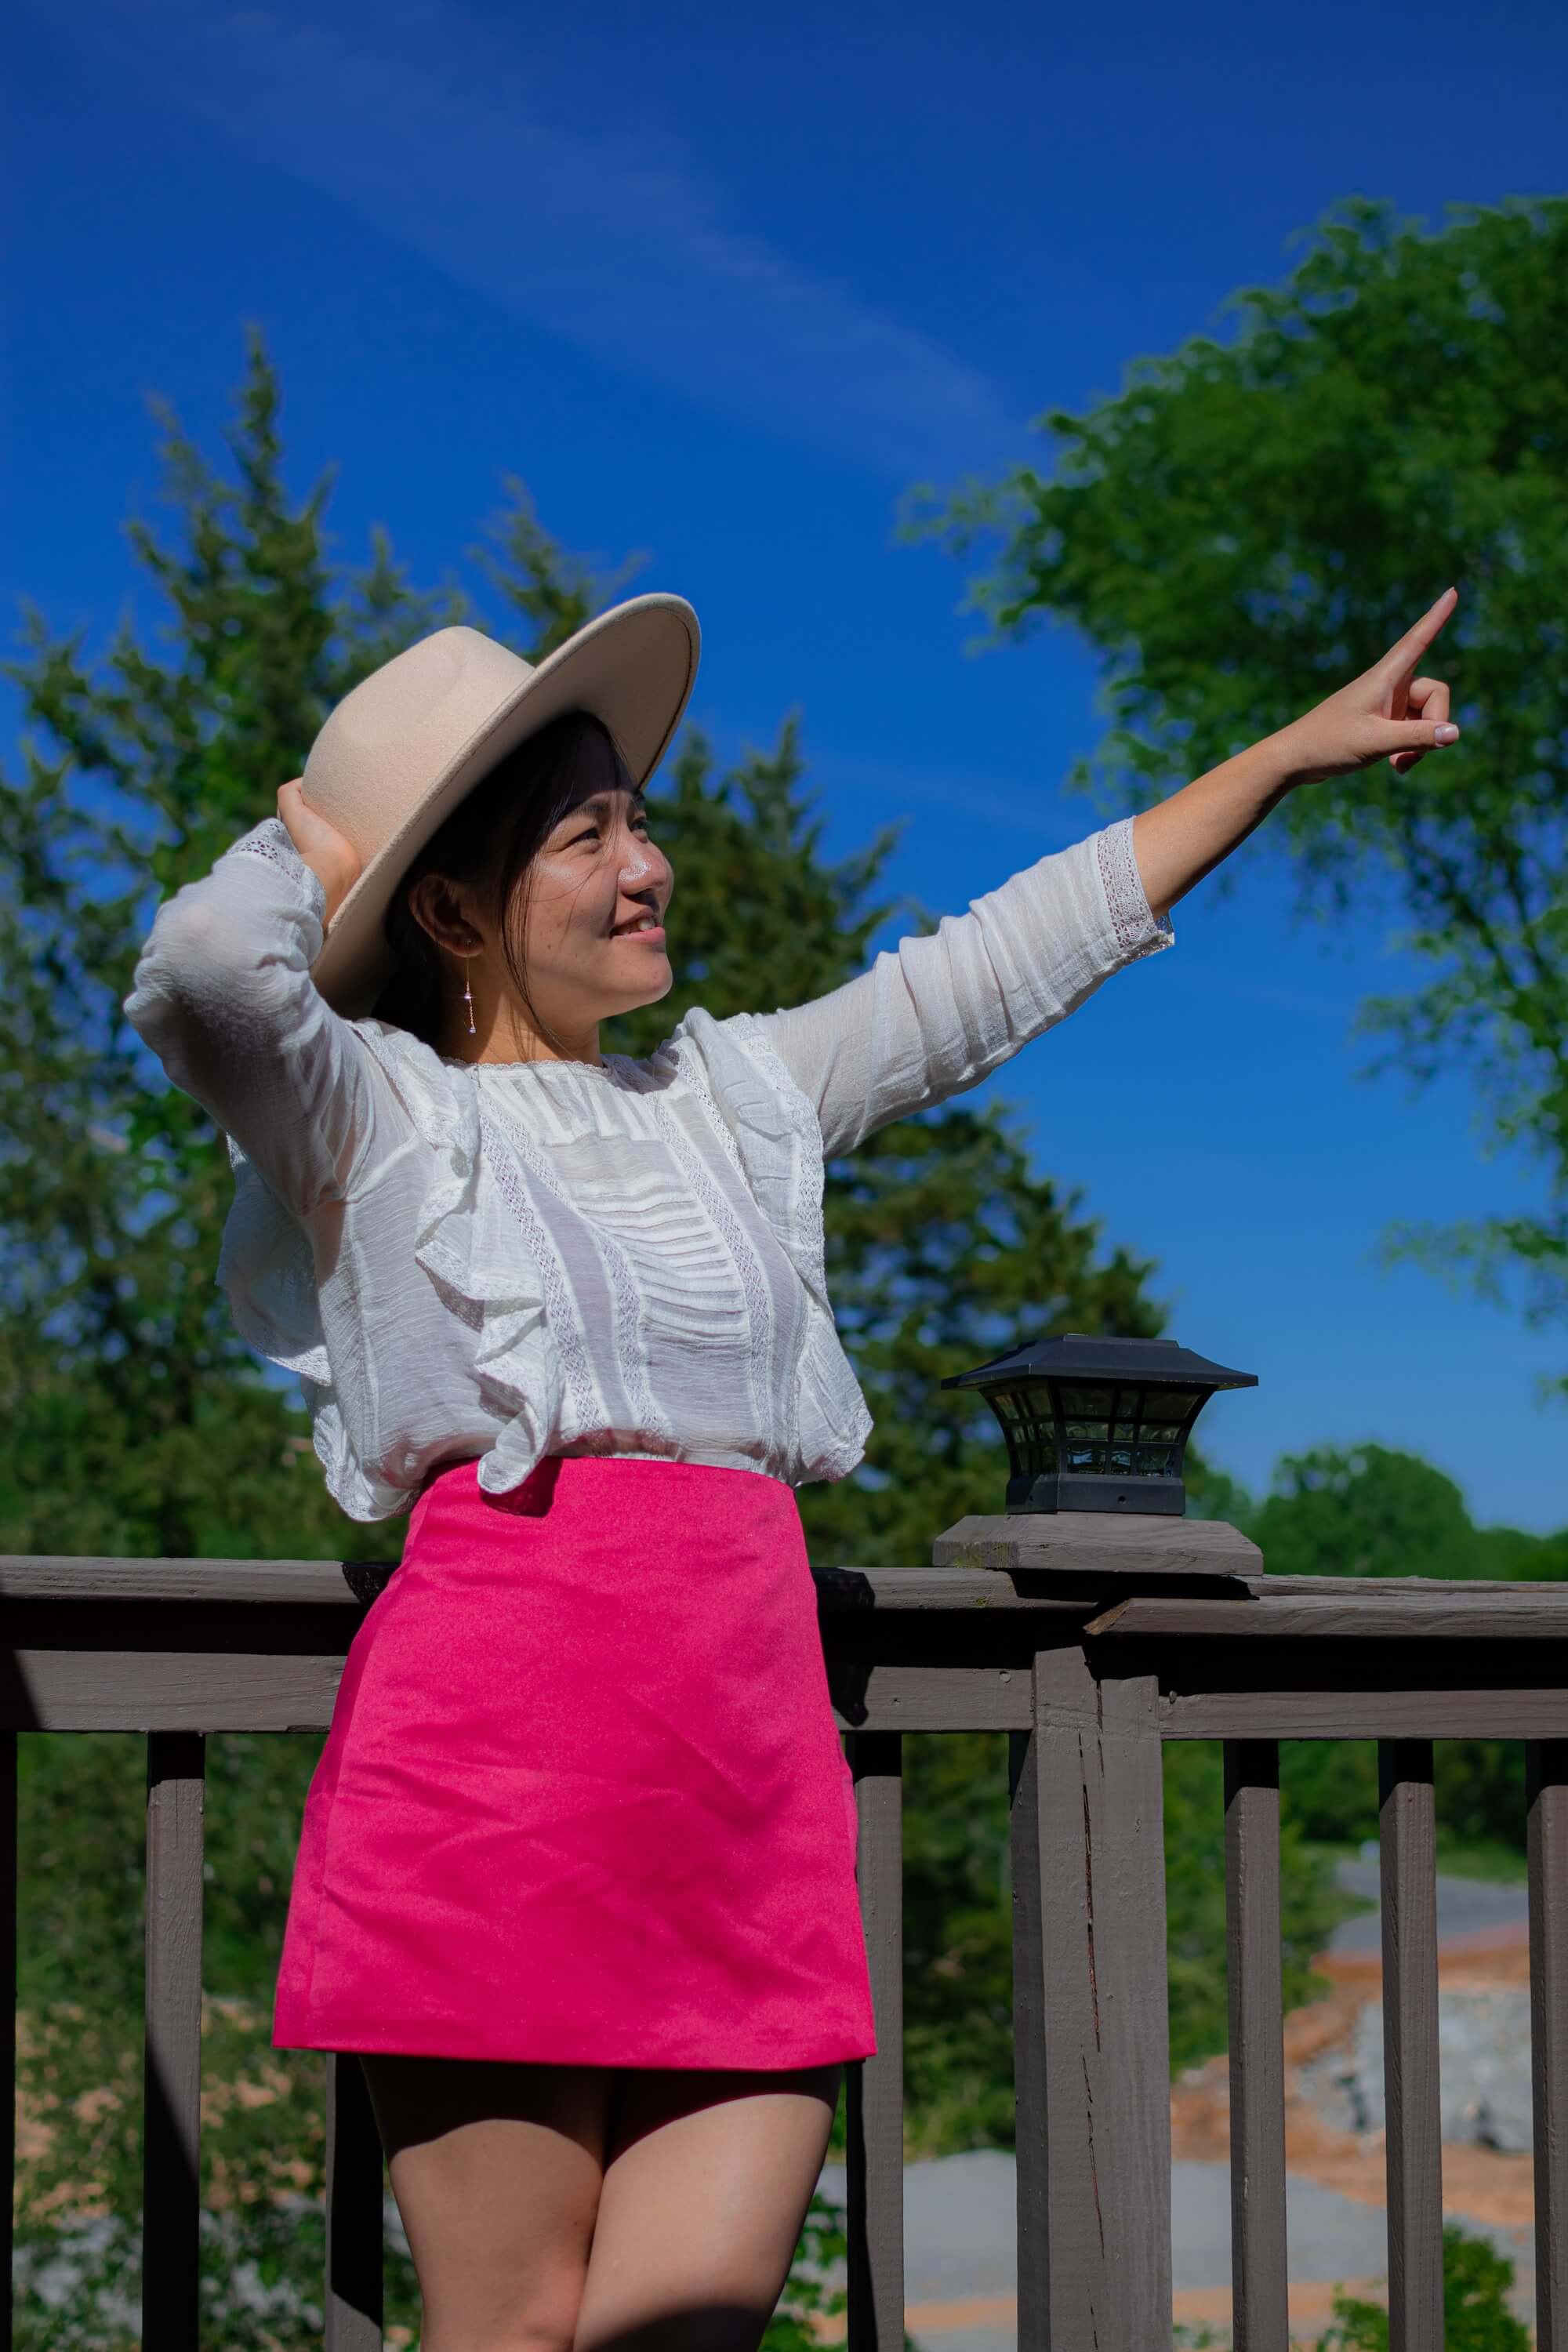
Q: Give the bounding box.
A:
[1339,1987,1534,2151]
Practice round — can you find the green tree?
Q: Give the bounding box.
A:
[920,194,1568,1370]
[1243,1445,1568,1858]
[1322,2221,1530,2351]
[1254,1442,1568,1584]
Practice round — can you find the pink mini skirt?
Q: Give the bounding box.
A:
[271,1454,877,2070]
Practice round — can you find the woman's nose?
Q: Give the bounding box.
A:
[619,834,666,887]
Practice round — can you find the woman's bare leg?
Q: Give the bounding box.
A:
[573,2063,841,2352]
[358,2053,616,2352]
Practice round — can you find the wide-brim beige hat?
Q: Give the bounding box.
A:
[303,592,699,1017]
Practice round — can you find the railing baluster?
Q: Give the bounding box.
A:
[325,2052,384,2350]
[1,1732,14,2352]
[845,1730,903,2352]
[1377,1738,1442,2352]
[1530,1740,1568,2352]
[1012,1646,1171,2350]
[143,1729,206,2350]
[1224,1740,1288,2352]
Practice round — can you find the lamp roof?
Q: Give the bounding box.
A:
[941,1333,1258,1392]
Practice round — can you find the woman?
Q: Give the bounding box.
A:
[125,586,1460,2352]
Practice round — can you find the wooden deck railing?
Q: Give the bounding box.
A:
[5,1512,1568,2350]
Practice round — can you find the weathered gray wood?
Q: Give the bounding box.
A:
[1011,1647,1171,2349]
[325,2053,384,2351]
[831,1666,1033,1731]
[1161,1689,1568,1739]
[0,1650,351,1730]
[142,1730,205,2352]
[0,1556,390,1605]
[933,1511,1260,1580]
[1224,1743,1287,2352]
[1008,1728,1047,2352]
[1250,1571,1568,1600]
[845,1733,903,2352]
[1092,1592,1568,1639]
[0,1733,14,2352]
[0,1651,1037,1736]
[15,1648,1568,1740]
[818,1566,1101,1613]
[1530,1742,1568,2352]
[1378,1740,1443,2352]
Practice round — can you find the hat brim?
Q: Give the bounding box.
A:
[310,593,699,1017]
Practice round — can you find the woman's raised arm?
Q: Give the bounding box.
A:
[752,590,1464,1160]
[122,800,402,1221]
[747,816,1171,1160]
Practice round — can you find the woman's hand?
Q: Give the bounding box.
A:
[278,779,362,927]
[1130,586,1465,916]
[1277,586,1462,787]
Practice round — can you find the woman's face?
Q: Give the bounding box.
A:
[507,724,674,1029]
[409,722,676,1058]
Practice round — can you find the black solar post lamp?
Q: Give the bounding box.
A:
[942,1333,1257,1516]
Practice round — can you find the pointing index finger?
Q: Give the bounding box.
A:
[1380,586,1458,678]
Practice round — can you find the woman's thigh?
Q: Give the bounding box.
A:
[358,2053,616,2352]
[573,2063,842,2352]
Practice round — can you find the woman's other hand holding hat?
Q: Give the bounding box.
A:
[278,779,362,928]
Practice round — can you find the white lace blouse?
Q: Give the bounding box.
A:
[122,814,1172,1521]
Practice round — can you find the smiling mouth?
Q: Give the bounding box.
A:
[610,911,664,938]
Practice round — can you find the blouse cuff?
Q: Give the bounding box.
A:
[1094,815,1174,961]
[223,816,328,932]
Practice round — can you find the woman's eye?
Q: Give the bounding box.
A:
[566,813,649,846]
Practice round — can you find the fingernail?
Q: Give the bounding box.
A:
[1435,724,1459,744]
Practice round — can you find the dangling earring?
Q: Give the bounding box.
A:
[463,966,476,1036]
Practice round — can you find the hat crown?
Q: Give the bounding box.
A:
[303,626,537,864]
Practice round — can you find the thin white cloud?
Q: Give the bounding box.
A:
[57,0,1023,479]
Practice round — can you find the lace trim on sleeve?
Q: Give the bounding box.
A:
[223,817,328,925]
[1096,815,1174,960]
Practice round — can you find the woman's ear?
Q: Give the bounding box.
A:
[407,873,484,955]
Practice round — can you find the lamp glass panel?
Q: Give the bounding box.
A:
[1144,1388,1200,1420]
[993,1386,1055,1475]
[1060,1385,1116,1417]
[1064,1421,1109,1444]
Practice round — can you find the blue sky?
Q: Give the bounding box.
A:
[6,0,1566,1529]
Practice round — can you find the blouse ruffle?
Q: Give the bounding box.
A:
[214,999,872,1519]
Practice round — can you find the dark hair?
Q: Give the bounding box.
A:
[372,708,627,1050]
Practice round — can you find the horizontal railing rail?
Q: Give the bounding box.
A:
[4,1516,1568,2350]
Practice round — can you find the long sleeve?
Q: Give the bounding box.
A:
[122,818,405,1218]
[749,816,1173,1160]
